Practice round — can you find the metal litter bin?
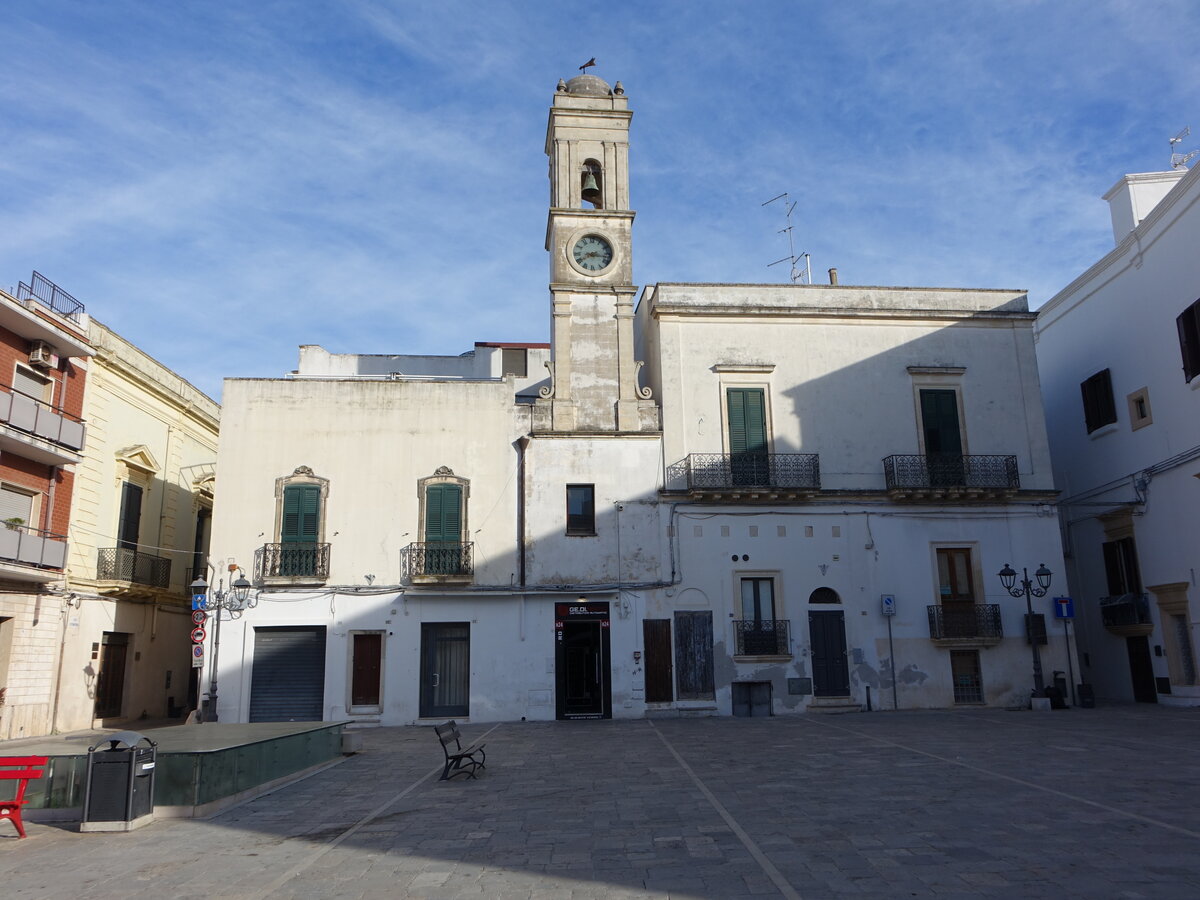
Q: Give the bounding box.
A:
[81,731,157,831]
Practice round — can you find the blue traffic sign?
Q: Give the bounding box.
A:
[191,594,207,611]
[1053,596,1074,619]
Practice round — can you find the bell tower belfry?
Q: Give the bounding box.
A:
[538,73,657,433]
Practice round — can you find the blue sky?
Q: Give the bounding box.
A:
[3,1,1197,401]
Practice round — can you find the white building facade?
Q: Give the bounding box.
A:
[205,74,1068,726]
[1036,164,1200,706]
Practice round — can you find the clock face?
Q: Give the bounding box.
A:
[572,234,614,272]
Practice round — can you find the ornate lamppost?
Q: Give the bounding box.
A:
[190,565,255,723]
[998,562,1051,697]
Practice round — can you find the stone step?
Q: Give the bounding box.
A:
[807,697,862,714]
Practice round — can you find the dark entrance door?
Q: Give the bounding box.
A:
[920,389,964,486]
[555,602,611,719]
[674,611,715,700]
[809,610,850,697]
[351,633,383,708]
[643,619,673,703]
[94,632,129,719]
[249,626,327,722]
[1126,635,1158,703]
[420,623,470,718]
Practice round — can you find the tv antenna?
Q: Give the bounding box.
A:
[762,192,811,284]
[1170,126,1198,169]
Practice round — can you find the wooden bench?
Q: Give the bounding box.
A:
[1,755,48,839]
[435,721,486,781]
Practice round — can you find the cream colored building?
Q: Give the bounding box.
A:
[57,319,219,732]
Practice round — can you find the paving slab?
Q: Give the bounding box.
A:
[1,707,1199,898]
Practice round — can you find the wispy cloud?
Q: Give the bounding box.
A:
[1,0,1197,399]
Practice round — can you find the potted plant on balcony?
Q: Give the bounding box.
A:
[3,517,25,531]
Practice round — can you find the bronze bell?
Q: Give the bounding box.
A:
[581,172,601,206]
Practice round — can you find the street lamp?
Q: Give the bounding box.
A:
[998,562,1052,697]
[191,565,255,723]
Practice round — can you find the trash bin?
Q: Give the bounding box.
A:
[81,731,157,832]
[1051,671,1069,709]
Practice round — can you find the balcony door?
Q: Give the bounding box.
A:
[809,610,849,697]
[727,388,768,486]
[920,389,963,486]
[424,483,463,575]
[280,483,320,576]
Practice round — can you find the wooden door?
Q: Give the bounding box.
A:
[809,610,850,697]
[420,623,470,718]
[643,619,673,703]
[351,633,382,707]
[1126,636,1158,703]
[674,611,714,700]
[94,633,129,719]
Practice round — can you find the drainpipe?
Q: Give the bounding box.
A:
[514,434,530,588]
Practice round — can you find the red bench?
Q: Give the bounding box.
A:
[1,756,47,839]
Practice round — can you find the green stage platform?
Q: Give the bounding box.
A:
[11,721,348,819]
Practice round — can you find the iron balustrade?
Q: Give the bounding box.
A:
[0,382,86,452]
[401,542,474,579]
[733,619,790,655]
[254,542,331,581]
[681,454,820,491]
[16,271,86,322]
[927,604,1003,641]
[97,547,172,588]
[1100,593,1152,628]
[883,454,1019,491]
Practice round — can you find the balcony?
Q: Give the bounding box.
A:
[927,604,1003,647]
[97,547,172,590]
[733,619,791,657]
[1100,593,1153,637]
[0,525,67,579]
[17,271,86,323]
[401,542,474,585]
[672,453,820,499]
[0,385,85,464]
[883,454,1019,500]
[254,543,331,584]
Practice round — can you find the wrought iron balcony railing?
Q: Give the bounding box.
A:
[254,542,331,581]
[733,619,791,655]
[97,547,172,588]
[1100,593,1152,628]
[883,454,1019,492]
[16,271,86,322]
[401,542,474,581]
[927,604,1003,642]
[678,453,820,491]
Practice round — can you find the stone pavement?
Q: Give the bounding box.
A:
[2,706,1199,899]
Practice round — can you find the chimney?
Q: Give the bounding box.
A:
[828,267,839,286]
[1103,171,1186,244]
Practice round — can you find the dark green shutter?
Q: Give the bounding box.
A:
[920,390,962,455]
[282,484,320,543]
[117,482,143,551]
[727,389,767,455]
[424,484,462,544]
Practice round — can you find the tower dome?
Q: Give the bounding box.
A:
[564,73,611,97]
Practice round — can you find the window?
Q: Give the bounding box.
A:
[1127,387,1153,430]
[1102,537,1140,596]
[1178,297,1200,383]
[936,548,975,601]
[808,587,841,604]
[581,159,603,209]
[950,650,983,703]
[566,484,595,535]
[740,577,775,622]
[726,387,768,485]
[12,364,52,403]
[0,484,36,530]
[501,347,528,377]
[1080,369,1117,433]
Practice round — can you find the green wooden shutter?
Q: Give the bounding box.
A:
[282,484,320,543]
[424,484,462,544]
[727,389,766,455]
[920,390,962,455]
[117,482,143,550]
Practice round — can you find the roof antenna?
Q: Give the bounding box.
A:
[1170,126,1198,169]
[761,192,811,284]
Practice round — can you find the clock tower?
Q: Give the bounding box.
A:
[539,73,657,433]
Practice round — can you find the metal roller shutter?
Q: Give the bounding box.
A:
[248,626,327,722]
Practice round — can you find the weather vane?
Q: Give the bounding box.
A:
[579,57,596,73]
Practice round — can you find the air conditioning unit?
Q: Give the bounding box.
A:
[28,340,55,368]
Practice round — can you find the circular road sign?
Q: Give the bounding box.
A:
[190,627,207,643]
[191,610,207,625]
